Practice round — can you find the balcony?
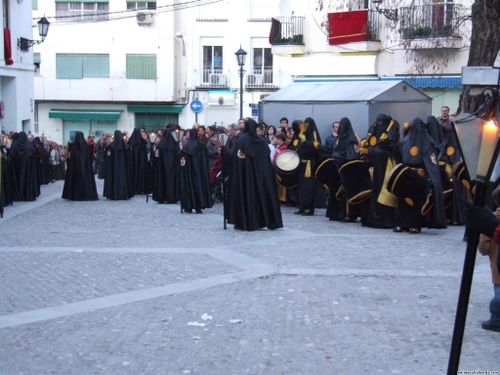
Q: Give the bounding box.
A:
[197,70,230,89]
[326,10,382,53]
[399,3,465,48]
[270,16,306,56]
[245,69,278,90]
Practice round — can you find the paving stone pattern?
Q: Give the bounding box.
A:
[0,179,499,374]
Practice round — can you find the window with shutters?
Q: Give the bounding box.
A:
[56,54,110,79]
[126,54,157,79]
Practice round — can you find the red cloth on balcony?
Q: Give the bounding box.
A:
[4,28,14,65]
[328,10,368,45]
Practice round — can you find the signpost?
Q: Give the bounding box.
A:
[190,99,202,123]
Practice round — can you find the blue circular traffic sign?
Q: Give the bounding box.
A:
[190,100,203,113]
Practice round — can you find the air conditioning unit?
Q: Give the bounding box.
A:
[209,74,227,85]
[136,11,153,25]
[247,74,263,85]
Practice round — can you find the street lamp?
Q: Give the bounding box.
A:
[18,17,50,52]
[235,46,247,120]
[447,70,500,374]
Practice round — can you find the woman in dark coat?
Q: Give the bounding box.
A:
[103,130,134,200]
[151,129,180,204]
[226,119,283,231]
[62,131,98,201]
[179,128,213,213]
[9,132,40,201]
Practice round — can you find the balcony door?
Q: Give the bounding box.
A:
[202,46,223,84]
[252,48,273,84]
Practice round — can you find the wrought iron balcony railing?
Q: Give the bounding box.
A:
[270,16,305,45]
[399,3,462,39]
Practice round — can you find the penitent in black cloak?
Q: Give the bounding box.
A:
[128,128,150,195]
[361,113,399,229]
[392,117,447,230]
[151,129,180,204]
[179,128,213,213]
[103,130,134,200]
[226,118,283,231]
[9,132,40,201]
[62,131,98,201]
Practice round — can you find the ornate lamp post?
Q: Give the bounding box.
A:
[447,69,500,374]
[234,46,247,120]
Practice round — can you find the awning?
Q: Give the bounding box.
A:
[49,109,122,120]
[294,75,462,88]
[127,105,183,114]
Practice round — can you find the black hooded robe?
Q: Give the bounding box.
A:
[328,117,370,222]
[103,130,134,200]
[394,117,447,229]
[289,117,327,212]
[151,129,180,204]
[361,113,399,228]
[9,132,40,202]
[128,128,151,195]
[179,128,213,212]
[62,131,99,201]
[226,119,283,231]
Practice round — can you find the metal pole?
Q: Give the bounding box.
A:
[446,182,487,374]
[239,67,243,119]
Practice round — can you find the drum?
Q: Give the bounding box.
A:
[386,163,433,216]
[275,149,300,189]
[314,157,340,192]
[338,159,372,205]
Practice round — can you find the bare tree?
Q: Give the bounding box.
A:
[459,0,500,113]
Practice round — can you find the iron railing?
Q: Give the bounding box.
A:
[399,3,462,39]
[270,16,305,45]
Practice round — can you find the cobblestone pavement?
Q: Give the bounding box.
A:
[0,178,499,375]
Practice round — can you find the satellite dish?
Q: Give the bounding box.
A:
[279,0,293,17]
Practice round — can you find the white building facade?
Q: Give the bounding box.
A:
[31,0,473,144]
[1,0,41,134]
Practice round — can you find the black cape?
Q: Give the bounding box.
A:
[180,128,213,211]
[289,117,327,209]
[9,132,40,201]
[62,131,99,201]
[397,117,447,229]
[361,113,398,228]
[226,119,283,231]
[151,129,180,204]
[128,128,151,195]
[103,130,134,200]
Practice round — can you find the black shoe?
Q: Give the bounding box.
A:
[482,320,500,332]
[184,209,192,213]
[301,209,314,216]
[195,209,202,214]
[293,207,305,215]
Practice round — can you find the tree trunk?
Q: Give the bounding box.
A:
[458,0,500,114]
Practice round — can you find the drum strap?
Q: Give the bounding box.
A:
[301,160,312,178]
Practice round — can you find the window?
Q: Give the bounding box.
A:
[56,54,110,79]
[202,46,223,82]
[252,47,273,83]
[32,0,38,11]
[126,54,157,79]
[126,1,156,10]
[55,1,109,21]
